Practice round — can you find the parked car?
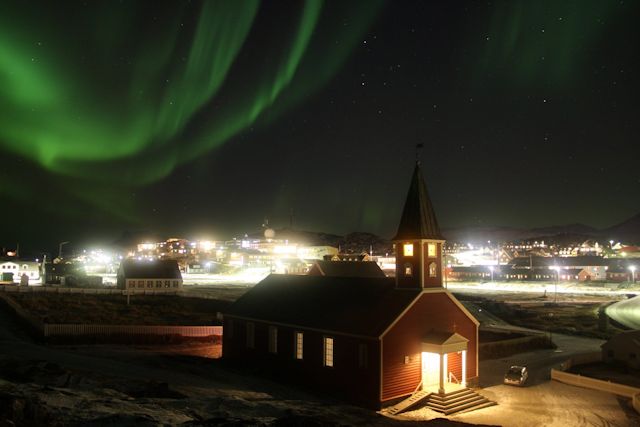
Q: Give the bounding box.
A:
[504,365,528,386]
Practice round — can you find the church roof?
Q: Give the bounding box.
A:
[393,163,444,241]
[224,274,421,337]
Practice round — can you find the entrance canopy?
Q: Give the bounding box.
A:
[422,331,468,354]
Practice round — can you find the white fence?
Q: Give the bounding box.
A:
[43,324,222,338]
[551,352,640,415]
[0,292,222,341]
[551,369,640,398]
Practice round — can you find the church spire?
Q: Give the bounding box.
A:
[393,162,443,241]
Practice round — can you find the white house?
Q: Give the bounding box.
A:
[0,260,41,284]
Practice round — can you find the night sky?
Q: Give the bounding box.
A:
[1,1,638,251]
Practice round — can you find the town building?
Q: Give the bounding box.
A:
[117,259,183,291]
[0,259,41,284]
[222,163,481,410]
[307,260,386,278]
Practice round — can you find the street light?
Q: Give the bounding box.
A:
[58,241,70,260]
[489,265,494,282]
[630,265,636,283]
[550,266,559,303]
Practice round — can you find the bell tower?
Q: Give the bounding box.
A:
[393,162,445,289]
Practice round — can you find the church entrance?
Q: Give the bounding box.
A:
[421,332,469,394]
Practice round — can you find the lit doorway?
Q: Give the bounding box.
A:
[421,352,440,389]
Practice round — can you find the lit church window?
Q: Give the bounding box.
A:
[427,243,437,257]
[403,243,414,256]
[429,262,437,277]
[404,263,413,276]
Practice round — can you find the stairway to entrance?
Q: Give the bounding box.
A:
[425,387,496,415]
[385,389,431,415]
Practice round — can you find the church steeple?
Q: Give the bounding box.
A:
[393,162,445,289]
[393,163,443,241]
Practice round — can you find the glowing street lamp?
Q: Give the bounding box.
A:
[550,265,559,303]
[630,265,636,283]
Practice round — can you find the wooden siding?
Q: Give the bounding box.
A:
[447,351,463,383]
[422,241,442,288]
[223,317,381,408]
[381,291,478,402]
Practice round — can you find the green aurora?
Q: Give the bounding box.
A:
[0,1,382,221]
[0,0,634,242]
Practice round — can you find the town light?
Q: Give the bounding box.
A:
[550,266,559,303]
[630,265,637,283]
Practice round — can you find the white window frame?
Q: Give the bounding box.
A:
[324,336,334,367]
[294,331,304,360]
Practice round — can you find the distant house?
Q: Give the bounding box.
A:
[506,256,609,281]
[602,330,640,370]
[117,259,183,291]
[0,259,40,284]
[328,252,372,262]
[606,266,629,282]
[186,263,206,274]
[307,260,386,278]
[448,266,495,281]
[223,163,480,409]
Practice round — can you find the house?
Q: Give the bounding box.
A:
[602,330,640,370]
[307,260,386,278]
[0,259,41,284]
[117,259,183,291]
[222,163,480,409]
[329,252,373,262]
[606,265,630,282]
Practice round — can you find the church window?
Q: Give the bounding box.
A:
[429,262,437,277]
[404,263,413,276]
[403,243,414,256]
[324,337,334,367]
[427,243,437,257]
[295,332,304,360]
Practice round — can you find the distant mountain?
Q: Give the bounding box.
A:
[602,213,640,243]
[529,223,598,237]
[441,214,640,245]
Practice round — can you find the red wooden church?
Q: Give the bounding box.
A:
[222,163,481,410]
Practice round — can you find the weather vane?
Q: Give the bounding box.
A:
[415,143,424,164]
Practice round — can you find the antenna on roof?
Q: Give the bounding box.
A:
[415,143,424,165]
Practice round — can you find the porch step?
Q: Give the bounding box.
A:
[386,390,432,415]
[425,388,496,415]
